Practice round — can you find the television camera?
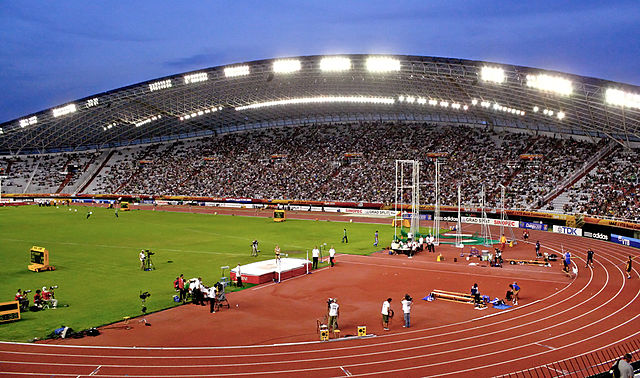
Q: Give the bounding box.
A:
[143,250,155,270]
[139,291,151,326]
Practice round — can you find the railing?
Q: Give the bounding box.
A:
[538,140,618,208]
[495,338,640,377]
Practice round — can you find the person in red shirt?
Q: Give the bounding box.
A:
[178,274,186,303]
[42,287,58,308]
[33,290,42,308]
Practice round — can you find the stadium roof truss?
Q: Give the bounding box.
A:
[1,54,639,155]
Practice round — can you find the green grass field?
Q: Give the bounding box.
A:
[0,205,390,342]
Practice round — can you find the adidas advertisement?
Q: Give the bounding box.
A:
[583,231,610,241]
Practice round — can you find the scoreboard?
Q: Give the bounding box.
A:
[0,301,20,323]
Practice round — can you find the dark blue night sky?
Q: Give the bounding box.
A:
[1,1,638,123]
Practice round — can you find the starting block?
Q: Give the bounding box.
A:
[505,259,550,267]
[358,326,367,337]
[430,289,473,304]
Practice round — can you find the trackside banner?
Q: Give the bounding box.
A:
[436,216,517,227]
[401,213,433,220]
[345,208,397,217]
[583,231,610,241]
[519,221,549,231]
[553,225,583,236]
[611,234,640,249]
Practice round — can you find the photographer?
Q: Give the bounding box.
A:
[139,250,146,270]
[401,294,413,328]
[15,289,30,311]
[42,286,58,308]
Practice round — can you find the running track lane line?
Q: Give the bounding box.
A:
[0,258,609,371]
[1,236,636,376]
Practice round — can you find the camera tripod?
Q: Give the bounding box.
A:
[139,297,151,326]
[144,253,155,270]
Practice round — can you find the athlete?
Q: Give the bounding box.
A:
[274,244,281,261]
[373,230,379,247]
[586,248,594,268]
[626,256,633,279]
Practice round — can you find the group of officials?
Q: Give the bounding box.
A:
[173,275,226,313]
[326,294,414,333]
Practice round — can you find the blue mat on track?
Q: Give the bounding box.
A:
[492,303,512,310]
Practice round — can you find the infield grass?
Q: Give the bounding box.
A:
[0,205,390,342]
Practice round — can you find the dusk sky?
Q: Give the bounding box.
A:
[1,1,639,124]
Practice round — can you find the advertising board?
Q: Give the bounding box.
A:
[552,225,583,236]
[611,234,640,249]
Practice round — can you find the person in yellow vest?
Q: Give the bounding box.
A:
[500,234,507,251]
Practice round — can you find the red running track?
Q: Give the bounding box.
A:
[1,213,639,377]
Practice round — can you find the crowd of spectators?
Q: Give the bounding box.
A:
[561,147,640,221]
[87,122,606,211]
[0,152,96,194]
[2,122,638,220]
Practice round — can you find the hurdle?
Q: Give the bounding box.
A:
[505,259,550,267]
[430,289,474,304]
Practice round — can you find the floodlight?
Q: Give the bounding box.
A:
[605,88,640,109]
[235,96,395,111]
[134,115,161,127]
[526,74,572,96]
[533,106,539,112]
[320,57,351,72]
[463,105,469,110]
[224,65,250,78]
[548,110,554,116]
[52,104,77,118]
[481,66,505,83]
[273,59,301,73]
[149,79,172,92]
[179,106,220,121]
[406,96,415,103]
[398,95,405,102]
[481,101,491,108]
[184,72,208,84]
[366,57,401,72]
[471,99,478,105]
[86,98,99,107]
[428,99,438,106]
[557,111,565,120]
[19,116,38,127]
[543,109,549,115]
[417,98,426,104]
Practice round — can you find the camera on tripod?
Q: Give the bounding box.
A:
[49,285,58,290]
[139,291,151,300]
[23,289,32,294]
[142,250,155,271]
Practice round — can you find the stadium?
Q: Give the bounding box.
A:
[1,54,639,377]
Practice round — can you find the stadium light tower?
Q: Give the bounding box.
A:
[499,184,506,237]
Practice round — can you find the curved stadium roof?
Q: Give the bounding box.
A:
[1,54,639,155]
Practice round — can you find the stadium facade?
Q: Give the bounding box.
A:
[1,54,639,156]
